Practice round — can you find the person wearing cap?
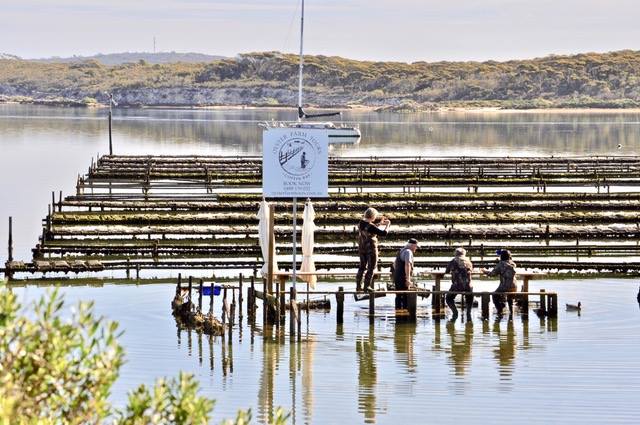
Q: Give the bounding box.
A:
[356,207,391,292]
[483,249,518,315]
[445,247,474,320]
[393,238,418,309]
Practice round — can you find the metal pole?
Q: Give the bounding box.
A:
[292,197,297,291]
[108,93,113,155]
[297,0,304,120]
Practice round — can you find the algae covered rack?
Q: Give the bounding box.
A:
[3,154,640,278]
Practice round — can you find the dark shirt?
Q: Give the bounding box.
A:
[393,247,414,289]
[357,220,388,254]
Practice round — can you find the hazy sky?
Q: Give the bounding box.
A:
[1,0,639,62]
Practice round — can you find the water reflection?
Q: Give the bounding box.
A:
[446,320,474,377]
[393,322,417,375]
[492,318,517,381]
[357,326,381,424]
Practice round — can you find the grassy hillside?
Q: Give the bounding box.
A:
[1,50,640,109]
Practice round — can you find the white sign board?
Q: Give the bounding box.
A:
[262,128,329,198]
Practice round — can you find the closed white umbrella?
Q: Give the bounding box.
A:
[300,200,317,289]
[257,200,278,275]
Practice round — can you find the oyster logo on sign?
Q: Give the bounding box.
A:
[278,138,316,177]
[263,128,329,198]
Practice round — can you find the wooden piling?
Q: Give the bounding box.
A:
[369,289,375,324]
[198,279,203,312]
[336,286,344,324]
[481,292,490,320]
[176,273,181,297]
[432,274,442,315]
[58,191,63,212]
[187,276,193,304]
[539,289,547,316]
[249,275,255,318]
[289,286,297,337]
[548,292,558,318]
[408,291,417,321]
[8,216,13,263]
[222,287,228,327]
[522,275,530,319]
[209,282,214,313]
[238,273,244,320]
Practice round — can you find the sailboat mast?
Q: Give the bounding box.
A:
[297,0,304,122]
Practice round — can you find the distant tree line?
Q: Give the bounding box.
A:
[1,50,640,109]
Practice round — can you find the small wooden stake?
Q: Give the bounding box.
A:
[336,286,344,324]
[540,289,547,316]
[198,279,203,312]
[369,289,375,324]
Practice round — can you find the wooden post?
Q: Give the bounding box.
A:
[176,273,182,297]
[249,276,255,318]
[58,190,63,212]
[8,216,13,262]
[238,273,244,320]
[369,289,375,324]
[51,191,56,213]
[198,279,203,312]
[279,275,286,324]
[336,286,344,324]
[135,264,140,280]
[46,204,52,240]
[549,293,558,318]
[230,288,236,327]
[126,258,130,279]
[222,287,228,327]
[289,286,297,337]
[539,289,547,316]
[522,275,530,319]
[209,282,214,314]
[408,291,417,322]
[188,276,193,304]
[481,292,490,320]
[434,274,442,313]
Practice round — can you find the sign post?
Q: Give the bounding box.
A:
[263,128,329,291]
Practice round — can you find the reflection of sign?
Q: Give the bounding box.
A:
[263,128,328,198]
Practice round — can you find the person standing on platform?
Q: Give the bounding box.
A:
[356,207,391,292]
[483,249,518,315]
[393,238,419,309]
[445,247,474,320]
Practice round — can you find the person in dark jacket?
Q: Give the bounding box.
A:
[356,207,391,292]
[393,238,418,309]
[483,249,518,315]
[445,247,474,320]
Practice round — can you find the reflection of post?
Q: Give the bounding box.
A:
[357,326,378,423]
[258,339,281,424]
[394,323,417,374]
[302,337,315,423]
[493,318,516,379]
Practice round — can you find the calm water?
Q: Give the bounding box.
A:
[2,104,640,423]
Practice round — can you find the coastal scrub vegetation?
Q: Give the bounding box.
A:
[1,50,640,109]
[0,289,288,424]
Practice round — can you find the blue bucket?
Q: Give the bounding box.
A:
[202,285,222,296]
